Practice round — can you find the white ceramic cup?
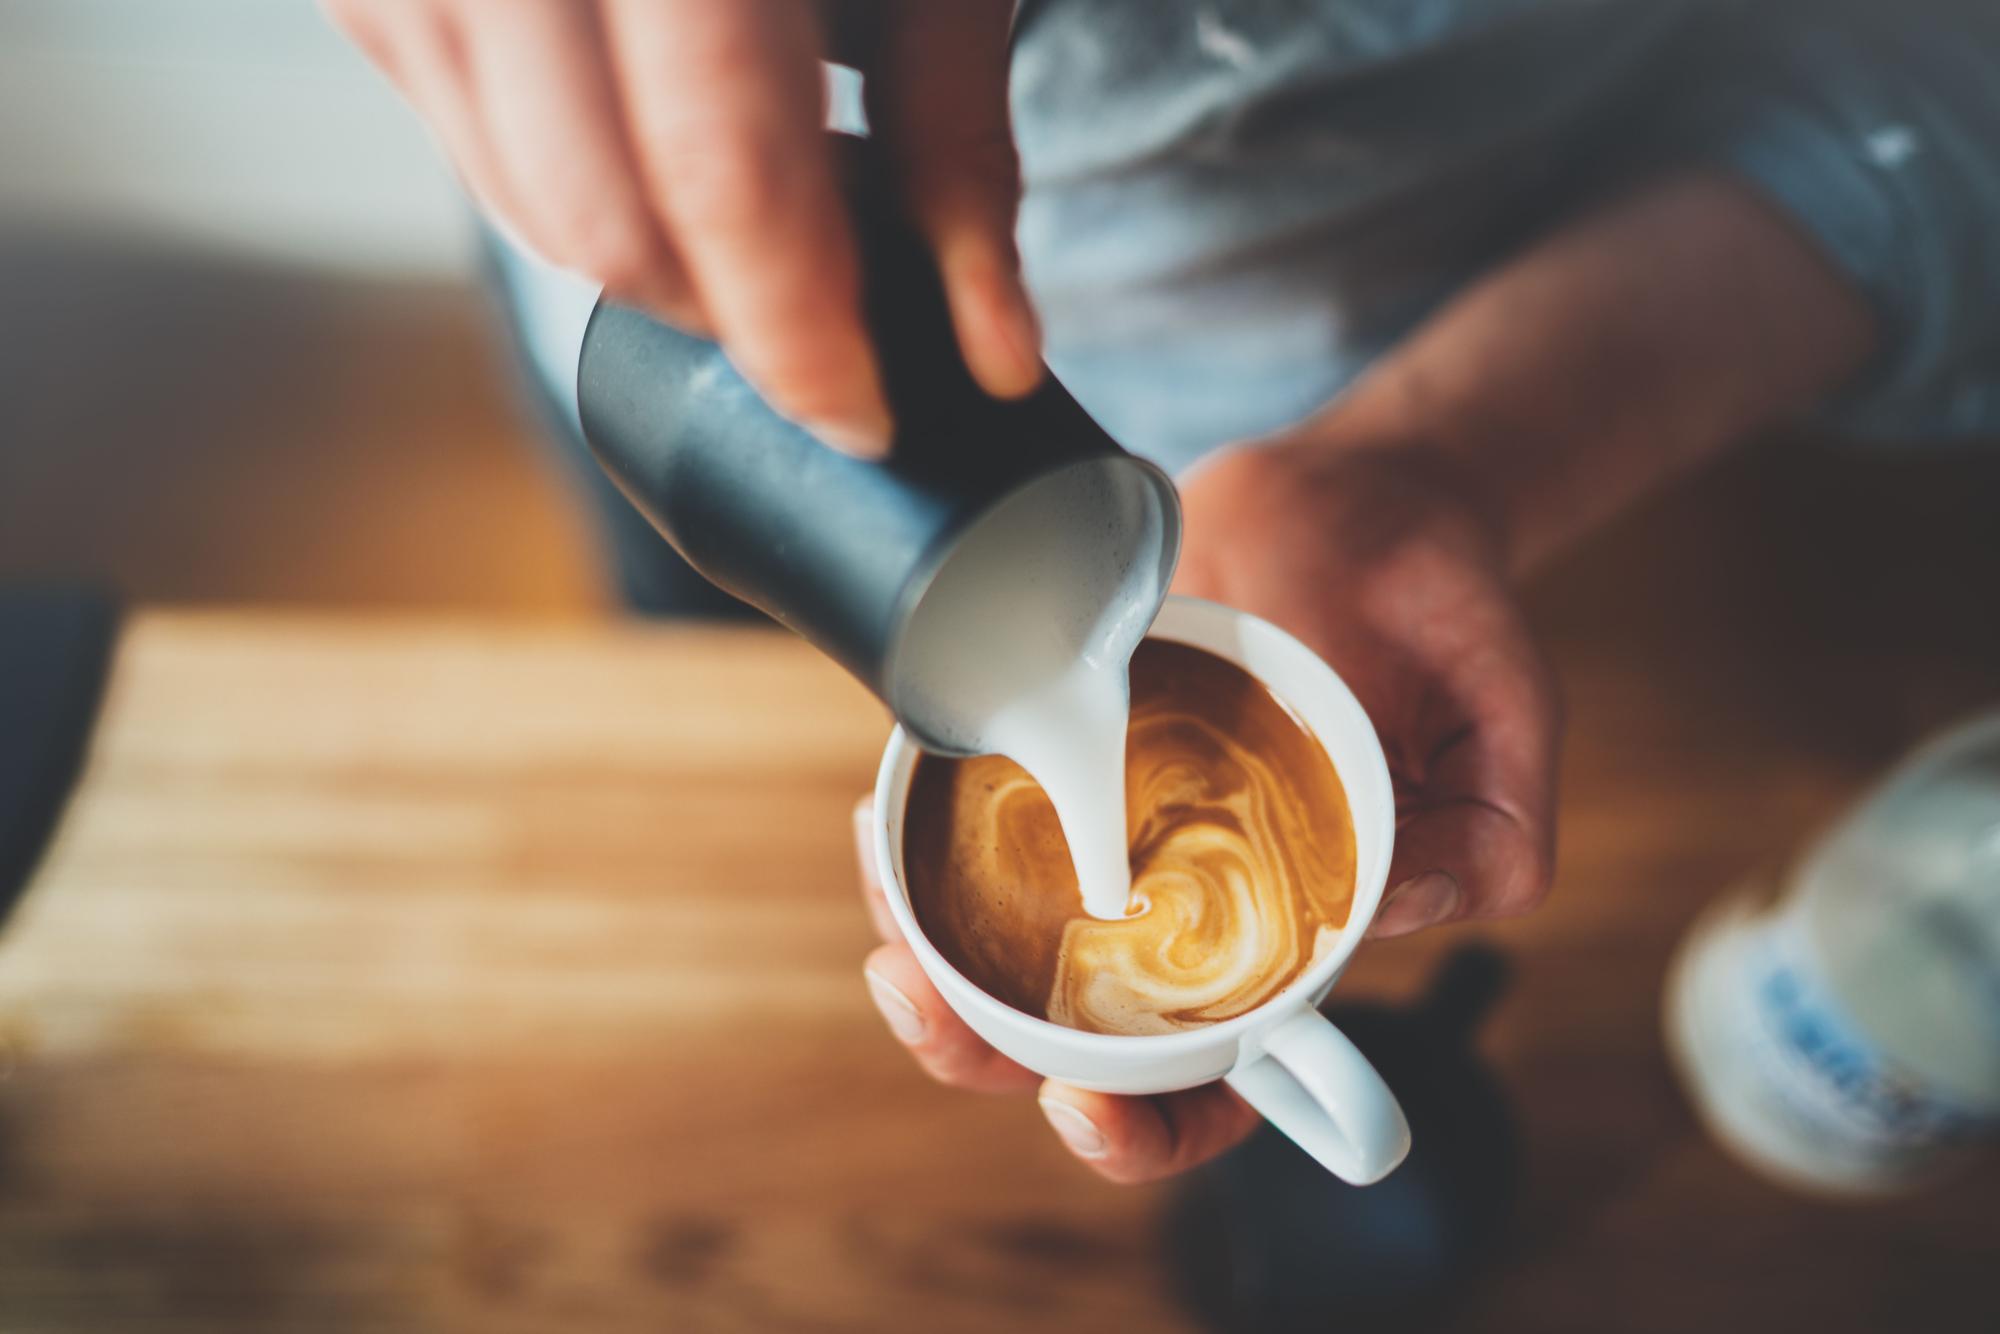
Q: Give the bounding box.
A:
[871,595,1410,1184]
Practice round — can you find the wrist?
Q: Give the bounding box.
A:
[1277,171,1875,573]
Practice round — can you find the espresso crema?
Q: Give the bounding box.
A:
[904,639,1356,1036]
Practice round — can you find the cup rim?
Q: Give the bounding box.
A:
[871,593,1395,1056]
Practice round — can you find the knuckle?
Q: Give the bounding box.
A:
[761,371,862,426]
[915,1041,990,1089]
[571,231,661,296]
[1091,1156,1159,1186]
[740,334,872,422]
[651,134,791,235]
[1494,846,1557,918]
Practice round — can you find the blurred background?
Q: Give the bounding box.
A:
[2,4,1998,1332]
[0,0,607,612]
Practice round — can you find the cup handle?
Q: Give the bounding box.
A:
[1224,1008,1411,1185]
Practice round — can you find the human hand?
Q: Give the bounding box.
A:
[324,0,1040,455]
[1172,440,1562,938]
[852,440,1561,1181]
[852,796,1275,1184]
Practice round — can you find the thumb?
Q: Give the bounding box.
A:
[1370,799,1547,939]
[866,0,1042,399]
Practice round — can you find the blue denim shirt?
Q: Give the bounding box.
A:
[503,0,2000,476]
[1010,0,2000,470]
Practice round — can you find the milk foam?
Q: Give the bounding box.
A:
[1048,700,1352,1033]
[979,656,1135,919]
[890,461,1171,919]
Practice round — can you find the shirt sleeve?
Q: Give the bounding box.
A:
[1670,0,2000,443]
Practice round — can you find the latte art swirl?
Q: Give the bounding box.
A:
[905,640,1356,1037]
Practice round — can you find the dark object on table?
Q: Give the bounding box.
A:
[0,587,120,925]
[1166,945,1520,1333]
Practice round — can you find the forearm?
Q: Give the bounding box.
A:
[1302,171,1877,572]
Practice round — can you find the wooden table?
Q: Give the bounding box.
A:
[1,445,1996,1332]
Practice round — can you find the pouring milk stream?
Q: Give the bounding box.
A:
[888,464,1172,920]
[571,275,1175,922]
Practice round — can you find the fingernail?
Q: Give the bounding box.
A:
[805,411,893,460]
[1038,1096,1108,1159]
[864,968,926,1043]
[1371,871,1462,939]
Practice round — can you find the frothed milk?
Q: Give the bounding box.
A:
[889,462,1171,919]
[979,658,1134,918]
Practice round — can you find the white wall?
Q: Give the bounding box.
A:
[0,0,474,276]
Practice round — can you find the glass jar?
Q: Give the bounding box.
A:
[1666,711,2000,1193]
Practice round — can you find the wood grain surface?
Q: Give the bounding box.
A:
[1,444,1996,1332]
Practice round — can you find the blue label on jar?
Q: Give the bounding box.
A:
[1744,922,1992,1161]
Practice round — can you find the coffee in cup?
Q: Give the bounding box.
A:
[904,637,1358,1037]
[875,596,1408,1184]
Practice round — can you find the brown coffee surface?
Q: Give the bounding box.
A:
[904,638,1356,1036]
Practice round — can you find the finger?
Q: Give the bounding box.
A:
[343,2,517,225]
[868,0,1042,399]
[601,0,892,455]
[321,0,400,73]
[1382,608,1562,929]
[1037,1081,1262,1184]
[862,945,1043,1093]
[460,0,702,326]
[1371,829,1475,939]
[851,796,900,944]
